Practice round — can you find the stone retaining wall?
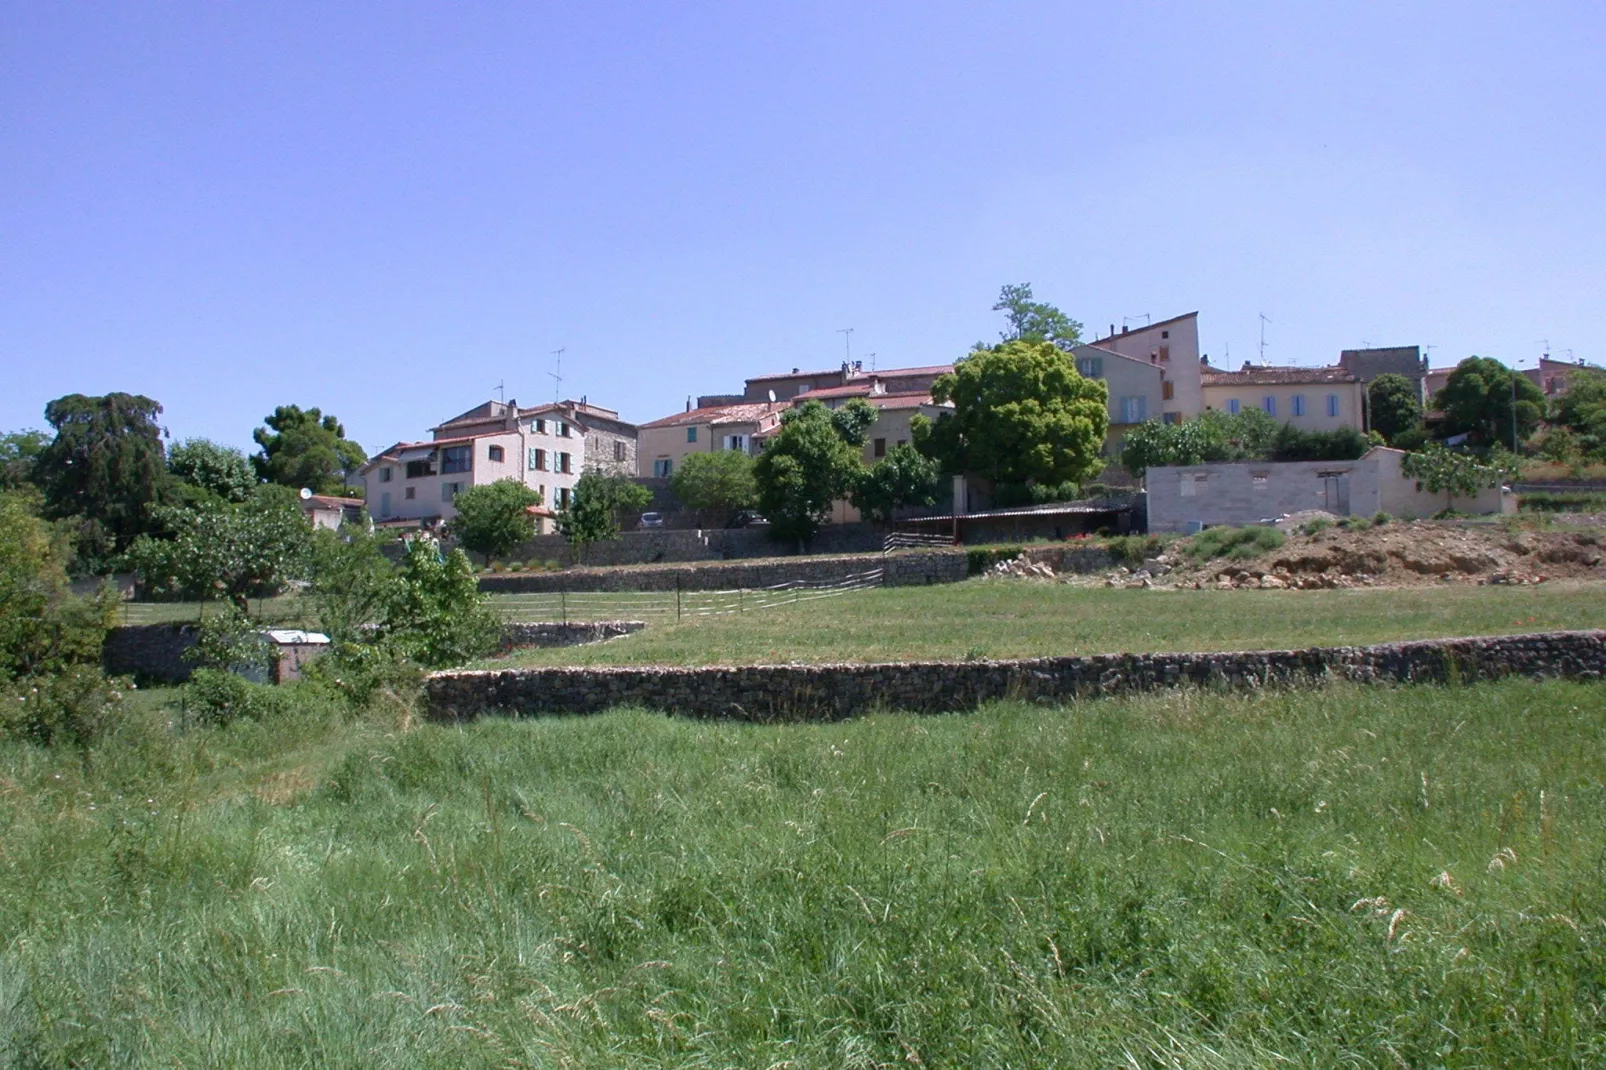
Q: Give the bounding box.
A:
[479,549,966,594]
[427,630,1606,723]
[500,621,646,649]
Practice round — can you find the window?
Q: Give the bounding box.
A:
[1227,399,1241,415]
[1291,394,1306,417]
[1251,471,1269,489]
[404,486,416,500]
[1326,394,1340,417]
[556,421,570,438]
[532,418,546,434]
[1158,345,1170,362]
[441,445,472,474]
[687,427,698,443]
[652,458,672,478]
[614,440,627,462]
[1077,356,1103,378]
[1120,396,1146,423]
[1262,396,1277,416]
[897,438,906,447]
[1162,380,1175,401]
[557,487,571,510]
[558,452,572,474]
[378,467,393,483]
[528,447,546,471]
[724,434,747,452]
[442,482,461,502]
[873,437,887,458]
[488,445,504,463]
[1180,473,1206,498]
[1161,329,1170,339]
[406,459,435,479]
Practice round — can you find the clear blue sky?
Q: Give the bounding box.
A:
[4,2,1603,455]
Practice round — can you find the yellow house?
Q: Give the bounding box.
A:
[1200,363,1366,433]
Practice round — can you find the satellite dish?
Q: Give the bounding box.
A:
[768,389,777,403]
[299,487,313,500]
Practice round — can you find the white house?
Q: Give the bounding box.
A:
[362,398,637,531]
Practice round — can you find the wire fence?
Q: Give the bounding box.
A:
[486,567,886,623]
[883,530,955,551]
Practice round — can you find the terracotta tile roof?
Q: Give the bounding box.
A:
[866,393,943,411]
[860,363,955,378]
[639,402,783,430]
[304,495,364,510]
[745,368,842,382]
[1201,364,1360,386]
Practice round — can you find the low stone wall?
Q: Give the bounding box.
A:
[497,523,887,568]
[479,549,966,594]
[426,630,1606,723]
[500,621,646,649]
[103,624,199,682]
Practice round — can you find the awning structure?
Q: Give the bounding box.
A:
[396,445,437,462]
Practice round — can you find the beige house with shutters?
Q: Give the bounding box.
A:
[362,398,636,532]
[1200,363,1366,433]
[1086,312,1204,424]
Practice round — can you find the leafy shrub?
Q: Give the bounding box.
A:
[183,668,285,727]
[1339,515,1372,532]
[1103,534,1165,567]
[1302,517,1334,536]
[1372,511,1391,526]
[966,546,1025,575]
[1186,525,1285,562]
[0,667,126,747]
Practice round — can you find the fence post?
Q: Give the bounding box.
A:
[739,586,744,614]
[676,576,682,623]
[561,589,567,623]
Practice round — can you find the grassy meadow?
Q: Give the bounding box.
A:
[2,678,1604,1066]
[483,578,1606,668]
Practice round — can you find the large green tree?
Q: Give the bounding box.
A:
[125,486,312,611]
[35,393,170,567]
[1401,443,1512,512]
[849,443,940,524]
[168,437,257,504]
[990,283,1083,349]
[448,479,542,559]
[251,405,367,494]
[915,340,1108,496]
[0,491,115,682]
[0,429,51,490]
[754,399,876,545]
[1367,373,1424,445]
[1119,408,1365,480]
[561,470,653,562]
[1551,369,1606,460]
[671,450,758,524]
[1432,357,1544,448]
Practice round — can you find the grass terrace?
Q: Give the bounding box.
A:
[481,578,1606,668]
[1,679,1603,1064]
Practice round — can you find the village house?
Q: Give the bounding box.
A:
[1068,343,1165,456]
[362,398,636,531]
[1200,362,1366,434]
[1085,313,1205,424]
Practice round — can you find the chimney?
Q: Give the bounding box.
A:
[1109,323,1115,338]
[686,395,692,412]
[1121,325,1129,335]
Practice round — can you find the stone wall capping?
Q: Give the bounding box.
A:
[426,630,1606,723]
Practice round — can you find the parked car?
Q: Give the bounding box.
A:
[639,511,665,529]
[726,510,768,528]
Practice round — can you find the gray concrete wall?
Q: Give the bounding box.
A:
[1147,459,1380,533]
[426,630,1606,722]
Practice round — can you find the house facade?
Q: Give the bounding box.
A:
[1200,363,1366,433]
[1087,312,1204,423]
[363,398,636,531]
[636,401,785,479]
[1339,346,1427,401]
[1069,343,1165,455]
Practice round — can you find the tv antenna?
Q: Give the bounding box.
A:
[1537,338,1551,361]
[865,352,876,372]
[1258,313,1271,363]
[549,348,565,403]
[837,327,854,367]
[494,379,505,404]
[1122,314,1151,330]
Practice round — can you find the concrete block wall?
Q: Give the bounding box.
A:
[426,630,1606,723]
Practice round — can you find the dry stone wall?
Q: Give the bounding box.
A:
[500,621,646,649]
[427,630,1606,723]
[479,549,966,594]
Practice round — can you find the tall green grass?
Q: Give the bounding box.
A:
[2,679,1604,1066]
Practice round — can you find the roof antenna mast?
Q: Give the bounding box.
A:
[494,379,505,404]
[549,348,565,404]
[1258,313,1271,364]
[837,327,854,369]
